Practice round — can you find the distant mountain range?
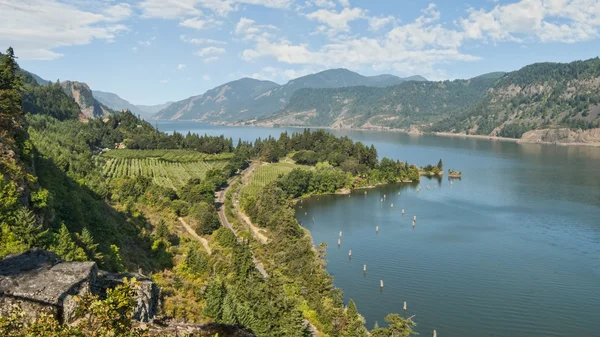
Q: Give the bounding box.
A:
[251,58,600,138]
[152,69,427,122]
[92,91,173,120]
[25,57,600,139]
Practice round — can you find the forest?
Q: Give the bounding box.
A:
[1,48,416,336]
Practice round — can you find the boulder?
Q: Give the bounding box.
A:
[0,248,96,323]
[97,271,160,322]
[0,249,160,324]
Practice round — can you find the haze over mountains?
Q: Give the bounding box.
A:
[152,69,427,122]
[25,57,600,140]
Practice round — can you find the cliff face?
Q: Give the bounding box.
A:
[60,81,112,119]
[0,248,157,324]
[519,128,600,145]
[0,249,257,336]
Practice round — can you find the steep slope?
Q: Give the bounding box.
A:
[153,78,280,121]
[431,57,600,137]
[92,90,172,119]
[153,68,426,122]
[259,77,497,129]
[60,81,112,119]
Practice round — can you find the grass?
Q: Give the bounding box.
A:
[101,149,231,190]
[241,161,307,198]
[103,149,233,162]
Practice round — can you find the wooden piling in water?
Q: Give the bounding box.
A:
[414,215,417,221]
[376,226,379,233]
[338,238,341,246]
[391,203,393,208]
[384,194,386,199]
[380,280,384,288]
[348,250,352,258]
[403,301,407,311]
[339,231,342,237]
[364,264,367,272]
[402,209,405,215]
[433,330,437,337]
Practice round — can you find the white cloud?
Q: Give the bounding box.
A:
[306,7,366,36]
[180,35,228,45]
[138,0,203,19]
[368,15,396,31]
[240,3,478,78]
[310,0,336,8]
[459,0,600,43]
[204,56,220,63]
[236,0,293,9]
[203,74,211,80]
[338,0,350,7]
[138,0,294,18]
[0,0,130,60]
[234,17,277,41]
[179,16,223,30]
[195,46,226,56]
[177,64,187,70]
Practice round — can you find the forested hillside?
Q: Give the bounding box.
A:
[153,68,426,122]
[1,47,418,336]
[431,58,600,137]
[252,58,600,139]
[260,76,498,129]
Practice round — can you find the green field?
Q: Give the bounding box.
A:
[242,162,307,198]
[101,149,230,190]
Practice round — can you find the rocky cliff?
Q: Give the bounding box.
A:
[519,128,600,145]
[60,81,112,119]
[0,249,257,336]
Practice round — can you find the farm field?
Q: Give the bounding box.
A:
[241,161,309,198]
[101,149,231,190]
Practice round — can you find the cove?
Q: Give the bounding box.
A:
[159,121,600,337]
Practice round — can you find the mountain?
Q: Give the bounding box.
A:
[431,58,600,137]
[92,90,172,120]
[257,58,600,139]
[23,71,50,86]
[60,81,112,119]
[257,76,497,129]
[153,68,426,121]
[153,77,280,121]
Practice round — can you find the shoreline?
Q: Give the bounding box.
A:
[158,119,600,148]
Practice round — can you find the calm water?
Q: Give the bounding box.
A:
[159,121,600,337]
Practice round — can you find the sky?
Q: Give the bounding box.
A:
[1,0,600,105]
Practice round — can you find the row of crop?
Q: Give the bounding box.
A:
[103,149,233,162]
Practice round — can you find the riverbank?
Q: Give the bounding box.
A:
[207,121,600,147]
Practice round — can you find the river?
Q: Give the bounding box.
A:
[158,121,600,337]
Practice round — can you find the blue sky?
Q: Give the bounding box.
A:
[2,0,600,105]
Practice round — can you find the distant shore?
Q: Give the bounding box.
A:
[171,120,600,148]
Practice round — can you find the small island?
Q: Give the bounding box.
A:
[448,169,462,178]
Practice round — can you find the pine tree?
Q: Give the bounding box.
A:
[13,208,48,248]
[347,299,358,319]
[220,292,238,324]
[51,223,87,262]
[437,159,443,170]
[203,277,225,320]
[76,228,103,262]
[155,218,169,239]
[373,321,379,329]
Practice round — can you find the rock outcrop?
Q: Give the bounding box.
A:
[519,128,600,145]
[60,81,112,119]
[0,249,97,323]
[0,249,158,324]
[0,249,257,336]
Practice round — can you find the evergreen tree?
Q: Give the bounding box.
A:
[76,228,103,262]
[437,159,443,170]
[12,208,48,248]
[220,291,238,324]
[204,277,225,320]
[50,223,87,262]
[155,218,169,239]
